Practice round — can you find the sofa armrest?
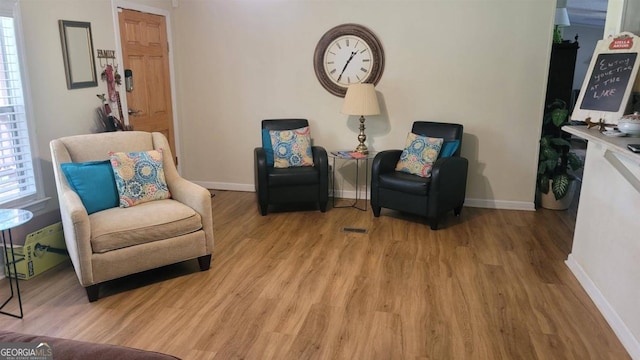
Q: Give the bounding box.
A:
[311,146,329,203]
[254,147,269,209]
[428,156,469,215]
[254,147,268,188]
[372,150,402,176]
[311,146,328,171]
[150,132,213,254]
[56,185,95,286]
[168,178,214,254]
[370,150,402,212]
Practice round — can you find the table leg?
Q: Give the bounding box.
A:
[333,157,368,211]
[0,229,23,319]
[364,158,369,211]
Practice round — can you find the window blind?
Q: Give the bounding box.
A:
[0,15,35,204]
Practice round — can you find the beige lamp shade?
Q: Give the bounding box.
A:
[341,83,380,116]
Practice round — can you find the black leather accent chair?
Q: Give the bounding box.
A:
[254,119,329,215]
[370,121,468,230]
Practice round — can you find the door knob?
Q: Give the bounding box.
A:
[128,108,141,116]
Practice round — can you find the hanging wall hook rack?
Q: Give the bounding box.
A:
[97,49,116,68]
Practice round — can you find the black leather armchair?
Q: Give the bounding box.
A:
[254,119,329,215]
[370,121,468,230]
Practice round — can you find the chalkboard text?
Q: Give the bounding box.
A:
[581,53,637,112]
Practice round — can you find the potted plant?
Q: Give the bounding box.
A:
[537,99,584,209]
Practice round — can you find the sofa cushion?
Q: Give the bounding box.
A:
[60,160,119,214]
[109,149,171,208]
[90,199,202,253]
[395,133,443,178]
[268,166,319,187]
[269,126,314,168]
[379,171,430,196]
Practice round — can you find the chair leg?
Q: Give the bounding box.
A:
[85,284,99,302]
[198,254,212,271]
[259,203,268,216]
[429,217,439,230]
[372,206,381,217]
[454,205,463,216]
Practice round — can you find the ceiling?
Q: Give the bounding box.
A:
[566,0,608,28]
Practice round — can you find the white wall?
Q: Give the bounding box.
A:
[564,128,640,358]
[172,0,556,209]
[20,0,122,216]
[17,0,556,218]
[17,0,173,217]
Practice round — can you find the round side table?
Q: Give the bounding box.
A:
[0,209,33,319]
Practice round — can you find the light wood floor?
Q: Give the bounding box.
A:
[0,191,630,359]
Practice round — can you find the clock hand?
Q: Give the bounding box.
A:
[337,51,358,82]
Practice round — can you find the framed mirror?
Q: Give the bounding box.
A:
[59,20,97,89]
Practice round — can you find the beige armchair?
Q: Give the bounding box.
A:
[50,131,213,302]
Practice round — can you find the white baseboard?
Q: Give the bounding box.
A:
[193,181,254,192]
[463,198,535,211]
[330,189,368,200]
[566,255,640,359]
[195,182,535,211]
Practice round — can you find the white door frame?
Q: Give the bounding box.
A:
[111,0,181,172]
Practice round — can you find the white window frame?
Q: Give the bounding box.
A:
[0,0,46,212]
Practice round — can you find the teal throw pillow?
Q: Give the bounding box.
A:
[262,129,274,166]
[60,160,119,214]
[269,126,314,168]
[439,140,460,158]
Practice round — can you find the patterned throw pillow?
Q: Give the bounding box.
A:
[269,126,314,168]
[109,149,171,208]
[395,133,444,178]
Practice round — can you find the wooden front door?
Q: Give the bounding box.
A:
[118,9,176,160]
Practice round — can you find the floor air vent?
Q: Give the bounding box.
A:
[341,227,368,234]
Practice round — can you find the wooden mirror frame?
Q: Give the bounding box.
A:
[59,20,98,89]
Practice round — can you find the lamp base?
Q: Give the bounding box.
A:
[355,115,368,154]
[355,143,369,155]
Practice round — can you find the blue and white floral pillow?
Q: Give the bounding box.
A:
[109,149,171,207]
[269,126,314,168]
[395,133,443,178]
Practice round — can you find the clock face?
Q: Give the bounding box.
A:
[323,35,374,86]
[314,24,384,97]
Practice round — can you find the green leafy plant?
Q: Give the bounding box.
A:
[537,99,583,200]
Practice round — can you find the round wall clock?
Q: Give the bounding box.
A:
[313,23,385,97]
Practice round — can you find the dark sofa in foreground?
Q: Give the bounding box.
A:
[0,330,180,360]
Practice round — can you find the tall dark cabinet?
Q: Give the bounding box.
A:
[545,40,579,110]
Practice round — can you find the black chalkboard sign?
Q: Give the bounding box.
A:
[580,53,637,112]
